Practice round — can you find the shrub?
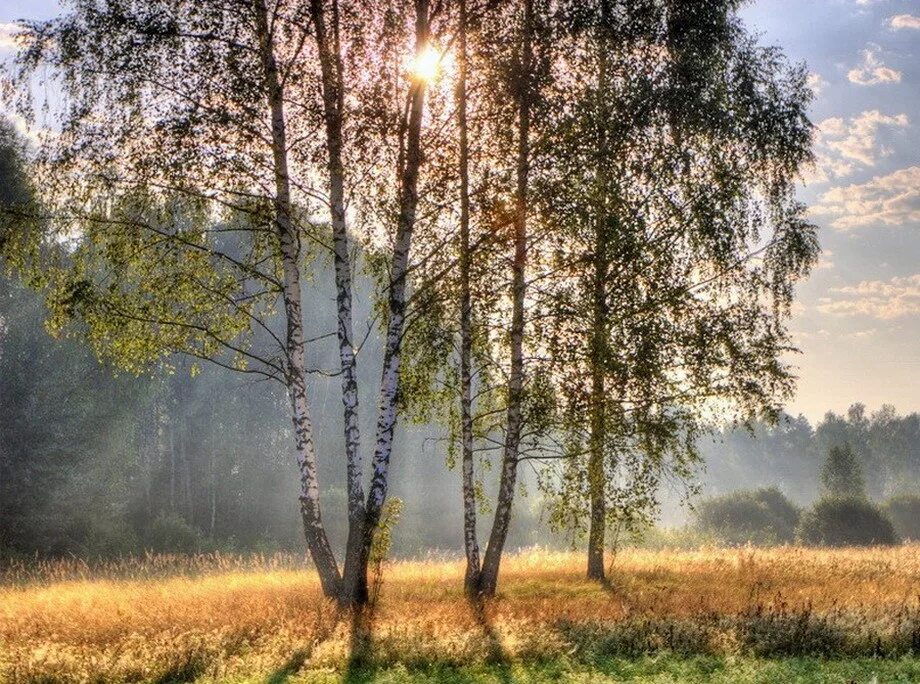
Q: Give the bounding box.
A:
[882,494,920,541]
[144,512,203,554]
[796,496,898,547]
[694,487,800,545]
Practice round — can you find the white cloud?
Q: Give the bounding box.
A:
[808,111,909,182]
[844,328,878,339]
[890,14,920,30]
[0,22,22,50]
[807,72,828,96]
[818,275,920,320]
[847,45,902,85]
[810,166,920,230]
[825,110,908,166]
[793,328,829,341]
[816,249,835,270]
[818,117,846,137]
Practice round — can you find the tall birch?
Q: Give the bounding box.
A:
[477,0,535,598]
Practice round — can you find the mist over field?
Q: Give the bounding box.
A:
[3,269,918,560]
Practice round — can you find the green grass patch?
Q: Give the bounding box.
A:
[229,655,920,683]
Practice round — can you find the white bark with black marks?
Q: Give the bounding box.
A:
[457,0,481,598]
[254,0,341,599]
[309,0,366,606]
[362,0,431,589]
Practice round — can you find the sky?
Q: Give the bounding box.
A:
[1,0,919,425]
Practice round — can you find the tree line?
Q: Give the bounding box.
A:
[699,404,920,505]
[694,424,920,548]
[0,0,816,605]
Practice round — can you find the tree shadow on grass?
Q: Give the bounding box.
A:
[152,649,210,684]
[263,603,341,684]
[263,648,309,684]
[342,607,377,684]
[469,598,514,684]
[339,598,515,683]
[595,569,641,614]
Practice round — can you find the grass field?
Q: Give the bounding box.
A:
[1,546,918,682]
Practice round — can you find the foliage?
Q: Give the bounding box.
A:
[0,274,149,556]
[531,0,818,555]
[3,273,918,560]
[0,118,39,281]
[698,407,920,507]
[796,496,898,547]
[694,488,800,546]
[369,497,404,607]
[882,494,920,541]
[820,444,866,498]
[815,404,920,499]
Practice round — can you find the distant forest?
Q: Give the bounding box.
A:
[2,272,918,558]
[697,407,919,506]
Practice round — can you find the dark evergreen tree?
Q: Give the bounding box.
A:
[820,444,866,498]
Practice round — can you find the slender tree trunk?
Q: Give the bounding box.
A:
[586,264,607,579]
[360,0,430,594]
[253,0,341,599]
[180,403,191,519]
[144,401,153,520]
[586,0,612,582]
[478,0,533,598]
[169,417,177,512]
[209,448,217,538]
[309,0,365,606]
[457,0,481,598]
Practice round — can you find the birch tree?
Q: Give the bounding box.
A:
[398,0,559,598]
[475,0,539,598]
[4,0,441,604]
[541,0,818,580]
[5,0,347,595]
[454,0,479,598]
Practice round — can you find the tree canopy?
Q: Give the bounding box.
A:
[2,0,819,598]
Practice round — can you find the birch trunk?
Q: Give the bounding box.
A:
[457,0,481,598]
[586,0,612,581]
[254,0,341,599]
[586,277,607,579]
[478,0,533,598]
[309,0,365,606]
[361,0,430,584]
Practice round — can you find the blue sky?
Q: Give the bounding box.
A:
[1,0,918,424]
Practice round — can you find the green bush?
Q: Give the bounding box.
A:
[144,512,204,554]
[882,494,920,541]
[796,496,898,547]
[694,487,800,545]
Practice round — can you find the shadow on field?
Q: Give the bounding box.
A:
[343,608,378,684]
[470,598,514,684]
[263,604,340,684]
[263,649,309,684]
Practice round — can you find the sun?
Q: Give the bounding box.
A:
[412,43,441,82]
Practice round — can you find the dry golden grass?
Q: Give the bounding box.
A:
[1,546,918,682]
